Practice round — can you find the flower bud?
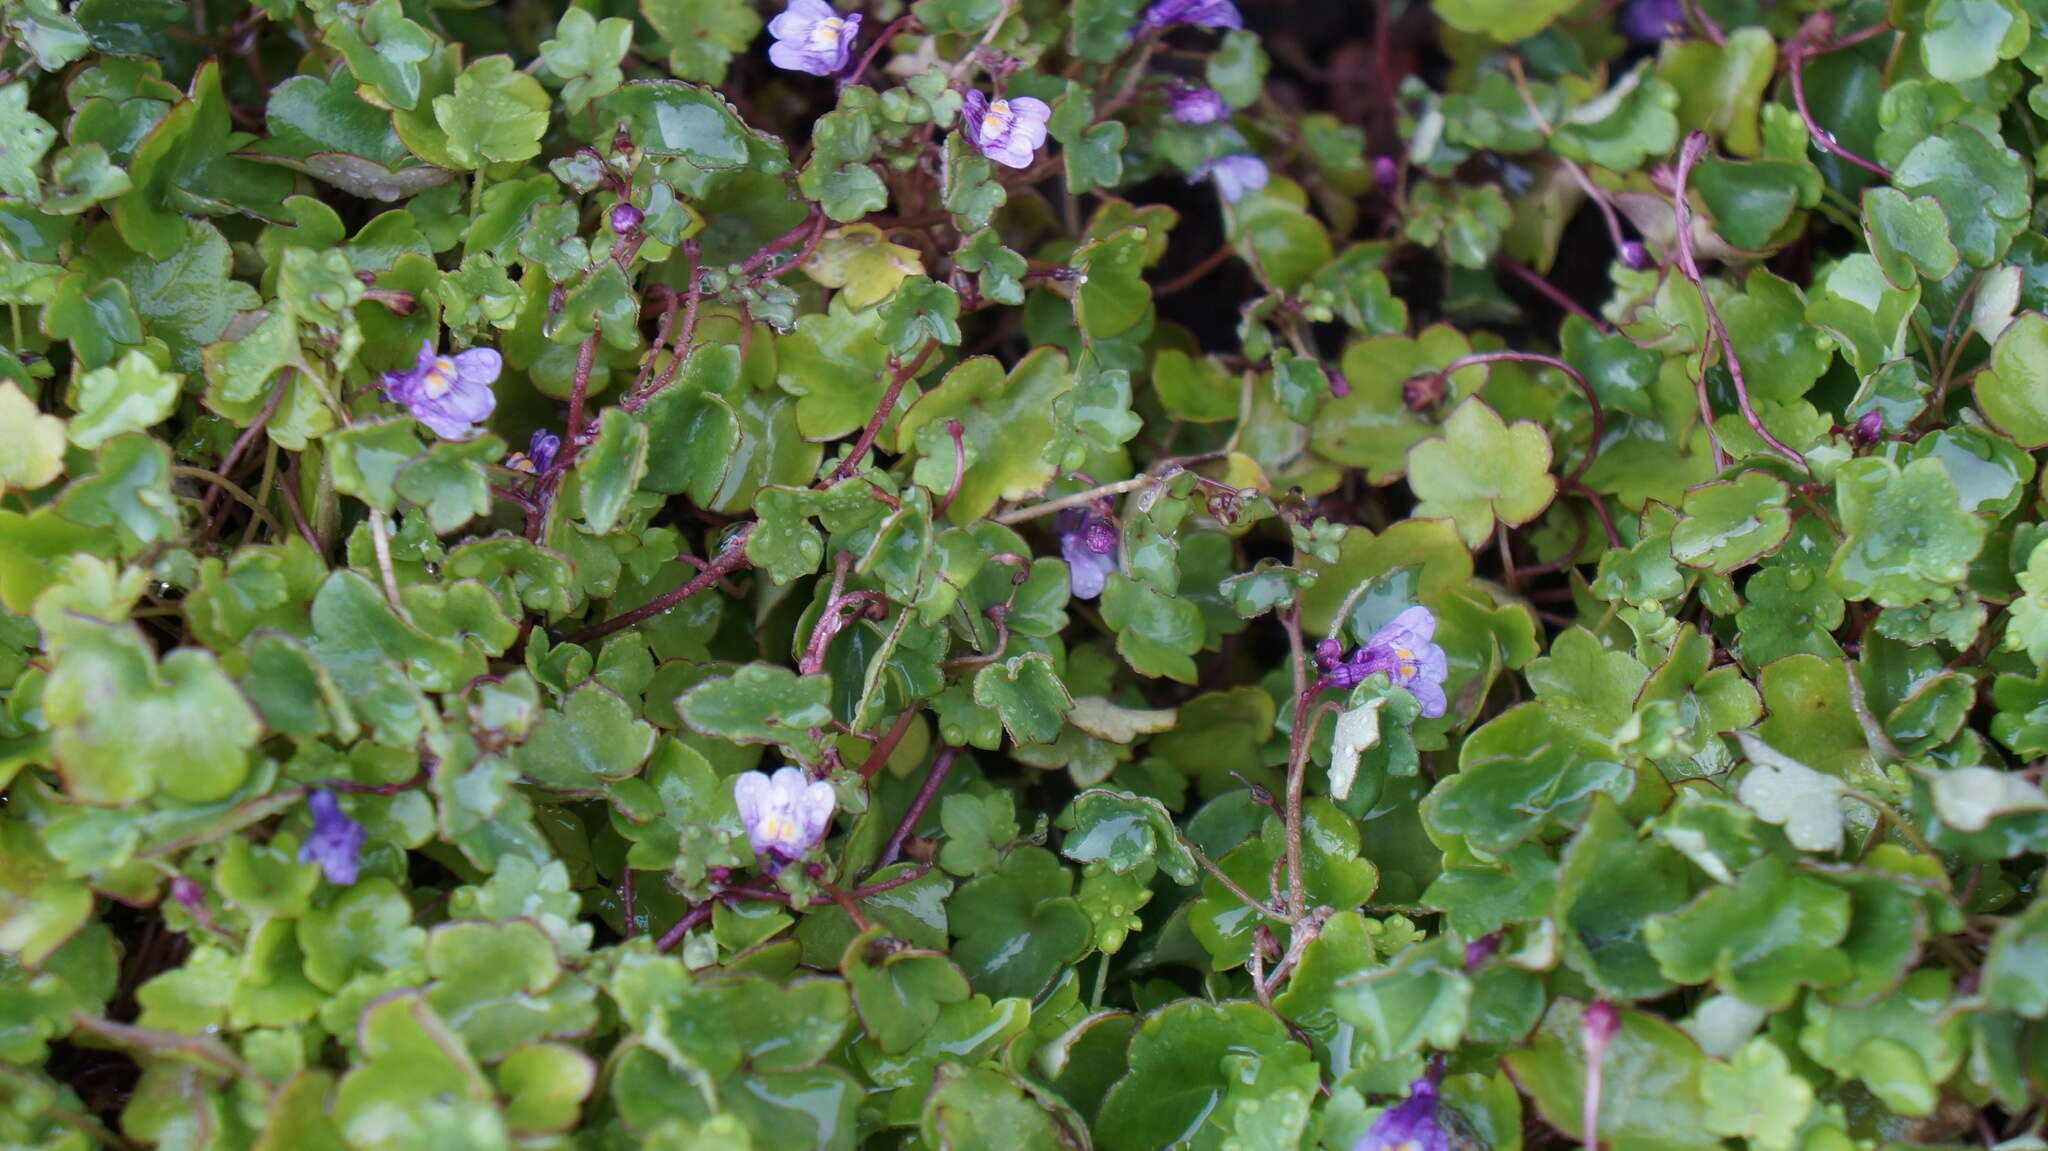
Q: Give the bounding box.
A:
[609,203,644,236]
[1851,410,1882,447]
[1582,1000,1620,1056]
[1402,372,1445,412]
[1620,240,1651,271]
[1373,155,1399,190]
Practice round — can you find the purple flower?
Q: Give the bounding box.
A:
[734,767,836,867]
[382,340,501,441]
[609,203,644,235]
[506,428,561,475]
[299,790,365,886]
[768,0,862,76]
[1373,155,1399,189]
[1619,0,1683,44]
[1318,605,1450,718]
[1168,84,1229,125]
[1354,1066,1451,1151]
[1192,154,1269,203]
[961,90,1052,169]
[1056,507,1119,599]
[1620,240,1651,271]
[1140,0,1244,30]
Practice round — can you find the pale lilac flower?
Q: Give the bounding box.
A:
[1140,0,1244,30]
[961,90,1052,169]
[1353,1063,1450,1151]
[1192,154,1269,203]
[1056,507,1119,599]
[1314,605,1450,718]
[1619,0,1682,44]
[299,790,365,886]
[506,429,560,475]
[382,340,501,441]
[609,203,644,235]
[1168,84,1229,125]
[768,0,861,76]
[734,767,836,869]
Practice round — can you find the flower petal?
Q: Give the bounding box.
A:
[451,347,503,386]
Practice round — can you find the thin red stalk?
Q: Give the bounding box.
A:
[567,523,756,645]
[625,244,703,413]
[1498,257,1611,333]
[201,370,291,523]
[878,746,959,869]
[846,13,918,87]
[935,418,967,516]
[564,331,599,460]
[654,901,712,953]
[1437,351,1604,488]
[1153,244,1238,297]
[829,339,938,482]
[1673,132,1809,471]
[1787,19,1891,180]
[857,706,923,781]
[740,208,827,279]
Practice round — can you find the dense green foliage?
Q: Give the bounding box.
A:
[3,0,2048,1147]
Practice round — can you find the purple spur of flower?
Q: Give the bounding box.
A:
[382,339,502,441]
[1056,507,1120,600]
[1167,83,1229,125]
[734,767,837,867]
[1191,154,1269,204]
[961,90,1053,169]
[1139,0,1244,30]
[505,428,561,475]
[299,789,365,886]
[1619,0,1683,45]
[609,202,644,235]
[767,0,862,76]
[1353,1063,1451,1151]
[1619,240,1651,271]
[1314,638,1348,672]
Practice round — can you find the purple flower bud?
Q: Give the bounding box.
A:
[1620,240,1651,271]
[1168,84,1229,125]
[1140,0,1244,30]
[961,90,1053,169]
[1464,932,1500,970]
[1191,154,1269,203]
[1619,0,1684,43]
[506,428,561,475]
[768,0,862,76]
[299,790,365,886]
[734,767,836,867]
[1582,1000,1620,1055]
[1352,1064,1450,1151]
[1402,373,1444,412]
[1325,365,1353,398]
[1851,410,1882,447]
[171,876,206,914]
[1314,638,1347,671]
[1056,508,1120,599]
[609,203,644,235]
[1373,155,1399,190]
[381,340,502,441]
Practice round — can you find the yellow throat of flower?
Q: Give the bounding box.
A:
[982,100,1013,137]
[809,16,844,48]
[423,357,458,398]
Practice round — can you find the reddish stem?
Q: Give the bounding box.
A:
[1436,351,1604,488]
[857,706,923,781]
[878,745,960,870]
[1497,257,1611,333]
[567,523,756,645]
[1672,133,1809,471]
[830,339,939,482]
[654,901,712,953]
[1786,17,1891,181]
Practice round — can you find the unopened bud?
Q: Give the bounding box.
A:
[1851,410,1882,447]
[1324,365,1352,398]
[1373,155,1399,190]
[1620,240,1651,271]
[171,876,205,912]
[1582,1000,1620,1056]
[609,203,644,236]
[1313,638,1347,671]
[1463,932,1500,971]
[1402,372,1445,412]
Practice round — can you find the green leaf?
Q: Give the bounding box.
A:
[1920,0,2027,83]
[1973,311,2048,448]
[1981,900,2048,1018]
[0,380,65,494]
[843,925,972,1055]
[394,435,499,535]
[1701,1038,1815,1151]
[971,654,1074,746]
[1644,856,1853,1008]
[329,418,425,515]
[1430,0,1578,41]
[432,55,549,168]
[1861,188,1960,288]
[514,681,657,793]
[575,409,649,535]
[1503,1001,1721,1151]
[1670,472,1790,572]
[42,619,262,804]
[1891,123,2030,269]
[1330,937,1473,1060]
[1552,67,1680,173]
[1058,789,1198,885]
[1827,455,1986,606]
[538,8,631,112]
[949,846,1091,1000]
[640,0,761,85]
[55,432,182,552]
[1095,999,1317,1151]
[1731,732,1847,853]
[678,663,834,761]
[0,83,56,201]
[895,349,1077,525]
[1406,398,1557,548]
[1554,796,1691,1000]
